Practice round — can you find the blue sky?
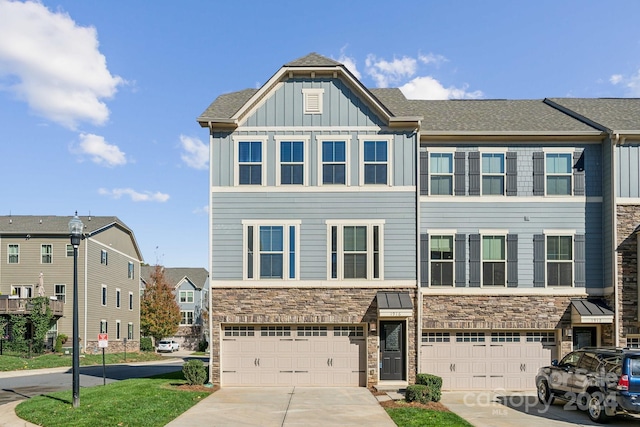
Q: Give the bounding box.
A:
[1,0,639,269]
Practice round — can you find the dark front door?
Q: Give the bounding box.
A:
[380,321,405,380]
[573,327,597,349]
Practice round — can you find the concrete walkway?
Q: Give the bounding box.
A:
[165,387,396,427]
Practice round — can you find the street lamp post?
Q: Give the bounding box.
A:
[69,213,83,408]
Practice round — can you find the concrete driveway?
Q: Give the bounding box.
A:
[441,391,640,427]
[164,387,396,427]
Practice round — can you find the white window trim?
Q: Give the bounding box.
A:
[544,151,574,197]
[180,310,195,325]
[179,290,195,303]
[428,234,455,287]
[428,151,455,196]
[66,244,73,258]
[8,244,19,264]
[242,220,301,281]
[233,136,268,187]
[302,88,324,114]
[11,285,33,298]
[54,284,66,304]
[116,288,121,309]
[317,135,351,186]
[41,244,52,264]
[480,232,507,287]
[116,320,121,340]
[101,249,108,265]
[358,136,393,186]
[480,150,506,196]
[274,136,310,186]
[545,232,575,288]
[325,219,385,281]
[100,319,108,334]
[128,261,134,279]
[128,291,134,311]
[128,322,134,340]
[101,284,107,306]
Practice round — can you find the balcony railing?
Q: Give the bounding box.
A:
[0,297,64,317]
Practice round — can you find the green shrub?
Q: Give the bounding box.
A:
[197,339,208,353]
[140,337,154,352]
[416,373,443,402]
[182,359,207,385]
[55,334,68,353]
[406,384,431,404]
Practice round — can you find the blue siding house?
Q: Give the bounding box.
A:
[198,53,640,391]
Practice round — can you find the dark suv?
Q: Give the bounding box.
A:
[535,347,640,422]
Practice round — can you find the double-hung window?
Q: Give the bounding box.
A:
[547,235,573,286]
[127,262,134,279]
[8,244,19,263]
[361,138,389,185]
[41,244,52,264]
[236,139,265,185]
[181,310,194,325]
[128,323,134,340]
[55,284,66,303]
[546,153,572,195]
[327,220,384,280]
[482,153,505,195]
[100,320,108,334]
[243,220,300,280]
[320,140,347,185]
[482,235,505,286]
[430,153,454,195]
[66,244,73,257]
[101,250,108,265]
[179,290,194,303]
[430,235,454,286]
[278,139,305,185]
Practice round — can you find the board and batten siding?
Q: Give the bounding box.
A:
[616,141,640,198]
[421,201,603,288]
[211,191,416,281]
[211,130,416,188]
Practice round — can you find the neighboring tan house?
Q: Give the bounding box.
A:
[140,266,209,350]
[0,215,143,353]
[197,52,640,391]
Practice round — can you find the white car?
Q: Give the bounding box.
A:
[157,339,180,352]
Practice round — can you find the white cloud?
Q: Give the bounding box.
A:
[98,188,170,203]
[76,133,127,167]
[418,53,448,66]
[192,205,209,214]
[400,76,484,100]
[179,135,208,170]
[0,0,124,129]
[336,47,361,79]
[365,54,417,88]
[610,70,640,96]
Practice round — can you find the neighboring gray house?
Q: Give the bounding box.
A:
[0,215,143,353]
[140,266,209,350]
[197,52,640,391]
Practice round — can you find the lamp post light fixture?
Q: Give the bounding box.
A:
[68,212,83,408]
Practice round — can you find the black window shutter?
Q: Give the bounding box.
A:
[454,152,466,196]
[533,234,545,287]
[506,152,518,196]
[455,233,466,287]
[420,151,428,196]
[507,234,518,287]
[468,152,480,196]
[469,234,481,287]
[574,234,586,287]
[420,233,429,286]
[573,151,585,196]
[533,152,545,196]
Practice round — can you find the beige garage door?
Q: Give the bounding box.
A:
[221,325,366,386]
[420,331,556,390]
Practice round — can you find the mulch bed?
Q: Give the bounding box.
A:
[176,384,220,393]
[370,388,450,412]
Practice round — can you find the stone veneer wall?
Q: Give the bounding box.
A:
[210,287,417,387]
[84,340,139,354]
[174,325,203,351]
[422,294,575,358]
[616,205,640,344]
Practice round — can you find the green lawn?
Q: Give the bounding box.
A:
[15,371,213,427]
[0,351,165,371]
[386,406,474,427]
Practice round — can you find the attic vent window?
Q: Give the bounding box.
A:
[302,88,324,114]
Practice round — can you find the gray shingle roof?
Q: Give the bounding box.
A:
[285,52,342,67]
[0,215,131,235]
[141,265,209,290]
[198,88,258,123]
[546,98,640,133]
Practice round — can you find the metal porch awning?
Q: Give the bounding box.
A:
[377,292,413,318]
[571,299,614,324]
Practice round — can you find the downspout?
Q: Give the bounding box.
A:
[415,126,422,376]
[207,122,214,385]
[612,133,620,347]
[83,236,88,353]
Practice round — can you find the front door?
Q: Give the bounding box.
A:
[380,321,405,380]
[573,327,596,349]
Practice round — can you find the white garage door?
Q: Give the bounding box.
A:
[221,325,366,386]
[420,331,556,390]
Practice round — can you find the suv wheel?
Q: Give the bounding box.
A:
[537,380,554,405]
[587,392,611,423]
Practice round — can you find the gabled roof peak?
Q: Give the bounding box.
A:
[285,52,342,67]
